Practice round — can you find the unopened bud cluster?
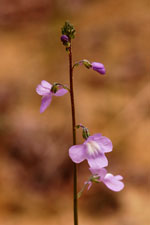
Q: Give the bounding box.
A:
[61,21,76,49]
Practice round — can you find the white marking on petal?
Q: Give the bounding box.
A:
[85,141,101,156]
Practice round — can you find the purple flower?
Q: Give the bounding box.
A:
[91,62,106,74]
[89,167,124,192]
[36,80,68,113]
[61,35,69,45]
[69,133,113,169]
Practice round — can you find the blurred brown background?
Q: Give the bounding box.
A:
[0,0,149,224]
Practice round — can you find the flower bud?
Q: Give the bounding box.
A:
[61,35,70,47]
[91,62,106,74]
[82,127,90,140]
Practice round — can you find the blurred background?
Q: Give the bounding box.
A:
[0,0,149,224]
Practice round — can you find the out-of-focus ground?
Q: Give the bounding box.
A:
[0,0,149,224]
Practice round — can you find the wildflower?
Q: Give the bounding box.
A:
[91,62,106,74]
[89,167,124,192]
[69,133,112,169]
[36,80,68,113]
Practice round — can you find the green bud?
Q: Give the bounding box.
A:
[51,83,58,93]
[75,124,90,140]
[82,127,90,140]
[82,59,92,69]
[61,21,76,40]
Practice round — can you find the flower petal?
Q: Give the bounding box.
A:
[41,80,52,89]
[87,153,108,169]
[40,95,52,113]
[89,167,107,180]
[87,133,102,142]
[103,173,124,192]
[36,85,50,96]
[115,175,123,180]
[96,136,113,153]
[54,88,68,96]
[69,144,86,163]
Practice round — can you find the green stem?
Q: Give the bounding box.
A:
[69,42,78,225]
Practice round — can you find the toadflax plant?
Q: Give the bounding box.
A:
[36,21,124,225]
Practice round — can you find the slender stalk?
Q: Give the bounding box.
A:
[69,42,78,225]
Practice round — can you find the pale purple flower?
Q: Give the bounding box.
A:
[91,62,106,74]
[89,167,124,192]
[69,133,113,169]
[36,80,68,113]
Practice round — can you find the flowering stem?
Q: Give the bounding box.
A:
[77,182,87,199]
[72,60,83,69]
[77,176,92,199]
[69,42,78,225]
